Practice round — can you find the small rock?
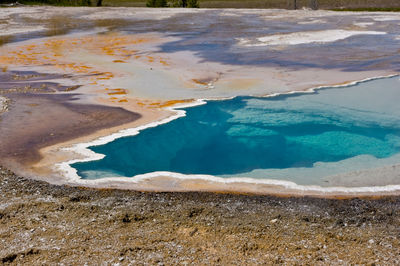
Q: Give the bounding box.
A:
[270,219,278,224]
[122,214,131,223]
[189,228,198,237]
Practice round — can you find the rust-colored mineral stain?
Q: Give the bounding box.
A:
[107,88,127,95]
[96,72,115,80]
[145,99,193,108]
[0,33,161,102]
[118,99,128,103]
[147,56,154,63]
[158,99,193,108]
[159,59,169,66]
[136,102,146,106]
[192,79,209,86]
[64,85,80,91]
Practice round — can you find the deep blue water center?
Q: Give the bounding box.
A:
[72,77,400,185]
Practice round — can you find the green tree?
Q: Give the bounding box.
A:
[309,0,318,10]
[146,0,167,7]
[187,0,198,8]
[169,0,198,7]
[170,0,182,7]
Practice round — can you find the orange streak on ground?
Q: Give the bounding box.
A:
[192,79,208,86]
[0,33,164,101]
[159,59,169,66]
[147,56,154,63]
[143,99,194,108]
[90,71,102,75]
[107,88,127,95]
[158,99,193,108]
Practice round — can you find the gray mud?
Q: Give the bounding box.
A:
[0,70,141,165]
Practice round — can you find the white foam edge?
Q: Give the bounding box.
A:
[55,73,400,194]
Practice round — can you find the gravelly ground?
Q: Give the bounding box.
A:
[1,166,400,265]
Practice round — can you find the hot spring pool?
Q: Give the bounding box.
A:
[71,76,400,187]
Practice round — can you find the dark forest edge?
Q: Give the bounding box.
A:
[146,0,199,8]
[1,0,101,6]
[0,0,200,7]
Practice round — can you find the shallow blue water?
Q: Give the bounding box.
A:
[72,77,400,185]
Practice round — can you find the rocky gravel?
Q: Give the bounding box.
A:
[1,166,400,265]
[0,97,9,114]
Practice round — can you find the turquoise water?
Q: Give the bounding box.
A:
[72,76,400,185]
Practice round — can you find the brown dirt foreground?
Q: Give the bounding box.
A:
[1,167,400,265]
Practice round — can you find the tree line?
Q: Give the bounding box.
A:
[289,0,318,10]
[147,0,199,8]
